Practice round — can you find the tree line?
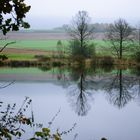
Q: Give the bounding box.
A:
[65,11,140,62]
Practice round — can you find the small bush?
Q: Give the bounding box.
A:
[0,55,8,60]
[134,51,140,62]
[101,56,114,65]
[69,40,96,59]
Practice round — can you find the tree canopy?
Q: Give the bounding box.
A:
[67,11,95,59]
[106,18,133,59]
[67,11,94,47]
[0,0,31,35]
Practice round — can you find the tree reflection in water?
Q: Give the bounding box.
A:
[1,66,140,139]
[67,66,140,113]
[67,66,94,116]
[131,66,140,105]
[0,81,15,89]
[105,69,138,108]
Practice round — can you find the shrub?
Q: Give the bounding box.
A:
[134,51,140,63]
[0,55,8,60]
[101,56,114,65]
[69,40,96,59]
[56,40,64,58]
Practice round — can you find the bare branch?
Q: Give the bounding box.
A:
[0,41,16,52]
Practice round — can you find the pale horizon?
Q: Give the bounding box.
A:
[25,0,140,29]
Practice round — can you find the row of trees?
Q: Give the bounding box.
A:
[67,11,140,61]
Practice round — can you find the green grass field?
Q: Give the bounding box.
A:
[0,40,69,51]
[6,54,35,60]
[0,39,107,51]
[0,39,134,60]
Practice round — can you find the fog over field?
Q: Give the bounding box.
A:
[4,32,105,40]
[25,0,140,29]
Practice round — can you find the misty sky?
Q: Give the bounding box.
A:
[26,0,140,29]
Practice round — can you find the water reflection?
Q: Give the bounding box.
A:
[1,66,140,140]
[67,67,94,116]
[37,65,140,114]
[131,66,140,103]
[0,81,15,89]
[104,69,136,108]
[63,66,140,112]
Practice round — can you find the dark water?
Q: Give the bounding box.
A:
[0,66,140,140]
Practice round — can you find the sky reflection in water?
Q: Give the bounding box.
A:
[0,66,140,140]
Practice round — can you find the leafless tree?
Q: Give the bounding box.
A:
[106,18,133,59]
[66,11,95,58]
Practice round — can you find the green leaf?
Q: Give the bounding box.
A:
[29,138,37,140]
[42,128,50,133]
[12,24,19,31]
[22,22,30,28]
[35,132,43,138]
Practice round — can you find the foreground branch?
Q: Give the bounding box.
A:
[0,41,16,52]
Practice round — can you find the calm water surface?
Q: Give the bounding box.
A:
[0,66,140,140]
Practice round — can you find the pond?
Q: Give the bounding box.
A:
[0,66,140,140]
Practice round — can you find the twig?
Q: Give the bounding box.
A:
[0,41,16,52]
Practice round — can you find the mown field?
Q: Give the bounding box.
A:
[0,39,107,51]
[0,39,108,60]
[0,32,135,60]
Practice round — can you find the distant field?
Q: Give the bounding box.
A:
[0,40,69,51]
[2,32,105,40]
[0,32,107,52]
[0,32,118,60]
[0,39,107,51]
[0,39,109,60]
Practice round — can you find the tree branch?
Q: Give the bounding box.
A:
[0,41,16,52]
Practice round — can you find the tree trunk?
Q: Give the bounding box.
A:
[120,31,123,59]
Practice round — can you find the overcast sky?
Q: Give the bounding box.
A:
[26,0,140,29]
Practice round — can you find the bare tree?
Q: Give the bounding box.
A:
[106,18,133,59]
[67,11,95,58]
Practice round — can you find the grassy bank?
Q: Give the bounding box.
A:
[0,39,139,66]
